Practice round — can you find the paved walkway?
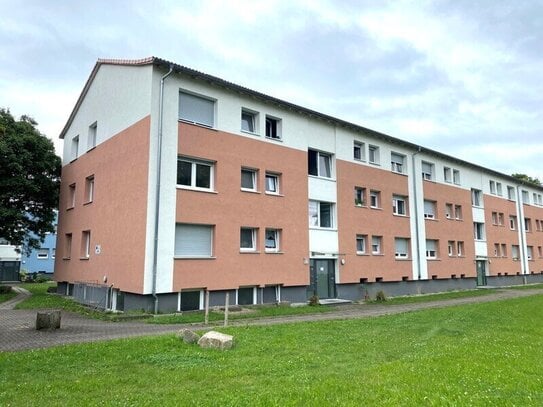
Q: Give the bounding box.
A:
[1,288,542,352]
[0,286,31,310]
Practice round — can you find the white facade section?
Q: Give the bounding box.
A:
[0,244,20,261]
[308,177,337,202]
[474,241,488,257]
[472,207,486,223]
[309,229,339,255]
[61,64,153,165]
[410,156,428,280]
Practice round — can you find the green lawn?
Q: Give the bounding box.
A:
[2,294,543,405]
[0,289,17,304]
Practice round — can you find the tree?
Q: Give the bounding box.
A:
[511,173,542,187]
[0,108,61,255]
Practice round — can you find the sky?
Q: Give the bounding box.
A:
[1,0,542,180]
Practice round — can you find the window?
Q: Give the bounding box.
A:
[534,193,538,206]
[426,239,438,259]
[70,135,79,161]
[238,287,256,305]
[85,175,94,203]
[354,187,366,206]
[522,190,529,204]
[445,203,453,219]
[444,167,452,183]
[507,186,516,200]
[179,91,215,127]
[489,180,496,195]
[265,173,280,194]
[453,169,461,185]
[421,161,434,181]
[309,201,333,228]
[395,238,409,259]
[391,152,405,174]
[370,190,380,208]
[356,235,367,254]
[536,220,541,232]
[371,236,382,254]
[368,145,380,164]
[493,243,501,257]
[81,230,91,259]
[265,229,280,252]
[527,246,534,260]
[471,189,482,206]
[265,116,281,140]
[539,246,543,258]
[51,248,56,259]
[240,227,257,251]
[88,122,97,150]
[496,182,502,196]
[498,212,504,226]
[512,245,520,260]
[177,157,213,190]
[175,224,213,257]
[454,205,463,220]
[457,241,464,256]
[354,141,365,161]
[392,195,407,216]
[491,212,498,225]
[423,200,436,219]
[448,241,455,257]
[64,233,72,259]
[68,183,76,209]
[525,218,532,232]
[474,222,485,240]
[308,149,332,178]
[241,109,257,133]
[241,168,258,191]
[509,215,517,230]
[501,244,507,257]
[37,248,48,259]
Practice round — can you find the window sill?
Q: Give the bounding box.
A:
[265,136,283,142]
[354,204,366,208]
[83,200,93,206]
[368,162,380,166]
[426,258,440,261]
[372,253,384,256]
[309,227,338,231]
[241,129,260,137]
[240,250,261,254]
[393,213,408,218]
[356,253,369,256]
[176,185,217,194]
[178,119,217,131]
[79,257,90,261]
[391,171,407,176]
[67,206,74,211]
[369,206,382,210]
[265,192,284,197]
[240,188,260,194]
[308,175,336,182]
[354,158,366,163]
[394,258,411,261]
[265,250,284,254]
[87,146,96,153]
[174,256,216,260]
[62,257,71,260]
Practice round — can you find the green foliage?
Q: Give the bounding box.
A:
[0,108,61,255]
[0,285,12,294]
[375,290,386,302]
[2,295,543,405]
[511,173,542,187]
[308,294,320,306]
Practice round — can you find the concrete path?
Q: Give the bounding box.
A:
[0,286,31,310]
[1,288,542,352]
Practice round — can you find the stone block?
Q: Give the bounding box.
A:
[36,310,61,330]
[198,331,234,350]
[178,328,200,344]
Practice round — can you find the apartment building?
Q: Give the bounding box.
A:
[54,57,543,312]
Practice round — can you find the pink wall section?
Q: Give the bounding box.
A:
[337,160,412,282]
[173,122,310,291]
[54,117,151,293]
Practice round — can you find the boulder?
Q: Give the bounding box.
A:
[178,328,200,344]
[36,310,61,330]
[198,331,234,350]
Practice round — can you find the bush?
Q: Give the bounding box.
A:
[35,275,50,283]
[375,290,387,302]
[308,295,320,306]
[0,285,13,294]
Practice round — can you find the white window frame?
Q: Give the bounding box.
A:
[240,227,257,252]
[179,91,215,128]
[457,241,464,256]
[371,236,382,254]
[265,228,280,252]
[370,190,380,208]
[426,239,438,259]
[241,168,258,192]
[81,230,91,259]
[175,224,214,258]
[453,169,461,185]
[368,145,380,165]
[424,200,436,219]
[496,182,502,196]
[177,157,214,191]
[354,187,365,206]
[85,175,94,203]
[37,249,49,259]
[474,222,485,241]
[527,246,533,260]
[444,167,452,183]
[509,216,517,230]
[68,183,76,209]
[394,238,409,259]
[392,195,407,216]
[265,115,281,140]
[391,152,405,174]
[265,172,280,194]
[309,201,334,228]
[354,141,365,161]
[71,135,79,161]
[422,161,434,181]
[471,189,483,207]
[356,234,367,254]
[88,122,97,150]
[241,109,258,134]
[489,180,496,195]
[454,205,462,220]
[448,241,455,257]
[308,149,333,178]
[445,203,453,219]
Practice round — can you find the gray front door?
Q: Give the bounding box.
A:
[476,260,487,286]
[310,259,336,299]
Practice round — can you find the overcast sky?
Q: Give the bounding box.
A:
[1,0,542,180]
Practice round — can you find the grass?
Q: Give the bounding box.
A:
[371,287,499,305]
[2,294,543,405]
[0,288,17,304]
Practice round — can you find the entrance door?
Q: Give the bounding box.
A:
[310,259,336,299]
[476,260,487,286]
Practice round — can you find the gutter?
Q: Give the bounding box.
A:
[151,64,174,314]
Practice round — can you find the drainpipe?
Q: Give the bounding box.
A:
[516,184,528,283]
[411,147,422,279]
[152,64,174,314]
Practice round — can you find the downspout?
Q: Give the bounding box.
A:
[152,64,174,314]
[515,184,528,282]
[411,147,422,279]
